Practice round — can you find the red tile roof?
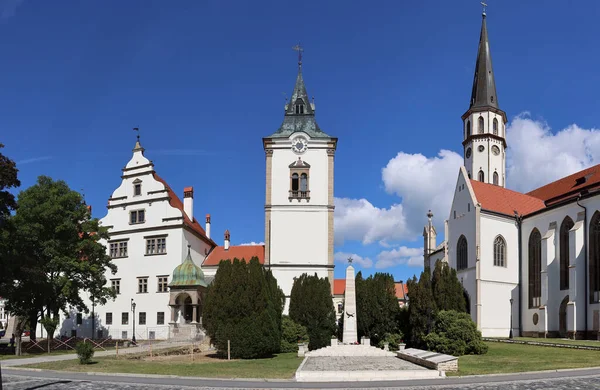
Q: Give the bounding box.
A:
[527,164,600,205]
[333,279,346,295]
[153,173,216,247]
[203,245,264,266]
[395,282,408,300]
[470,179,546,216]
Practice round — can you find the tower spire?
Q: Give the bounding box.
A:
[470,8,498,109]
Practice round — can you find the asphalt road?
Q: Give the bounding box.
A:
[4,367,600,389]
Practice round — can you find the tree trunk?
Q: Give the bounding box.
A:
[28,311,37,341]
[13,316,27,356]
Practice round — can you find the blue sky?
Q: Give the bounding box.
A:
[3,0,600,283]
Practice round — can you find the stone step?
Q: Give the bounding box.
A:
[306,345,397,357]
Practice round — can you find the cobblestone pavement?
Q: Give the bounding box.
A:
[5,373,600,389]
[301,357,426,371]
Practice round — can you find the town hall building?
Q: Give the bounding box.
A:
[423,10,600,339]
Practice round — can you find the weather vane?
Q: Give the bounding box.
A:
[348,257,353,265]
[481,1,487,15]
[292,43,304,65]
[133,127,140,142]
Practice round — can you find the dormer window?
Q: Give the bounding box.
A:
[295,98,305,114]
[133,179,142,196]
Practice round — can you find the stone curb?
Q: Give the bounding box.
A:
[483,337,600,351]
[450,365,600,379]
[4,367,295,382]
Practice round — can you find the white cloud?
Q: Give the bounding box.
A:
[334,251,373,268]
[334,113,600,251]
[16,156,53,165]
[375,247,423,269]
[238,241,265,246]
[334,198,408,245]
[506,113,600,193]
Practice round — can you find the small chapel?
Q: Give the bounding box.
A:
[424,9,600,339]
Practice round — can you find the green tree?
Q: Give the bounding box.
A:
[280,315,308,352]
[203,257,283,359]
[407,269,437,348]
[431,260,467,312]
[289,273,336,350]
[0,143,20,227]
[355,272,401,346]
[3,176,117,353]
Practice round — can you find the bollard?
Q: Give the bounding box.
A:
[227,340,230,361]
[116,341,119,357]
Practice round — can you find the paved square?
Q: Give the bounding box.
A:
[302,356,427,371]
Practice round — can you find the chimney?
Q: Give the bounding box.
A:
[183,187,194,219]
[224,230,230,250]
[205,214,211,239]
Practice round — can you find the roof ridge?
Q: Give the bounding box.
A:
[527,163,600,196]
[470,179,542,200]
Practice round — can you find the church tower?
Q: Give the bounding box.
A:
[263,48,337,313]
[462,9,507,187]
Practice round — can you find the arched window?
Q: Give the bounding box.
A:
[560,216,574,291]
[291,173,299,191]
[528,228,542,308]
[590,212,600,303]
[300,173,308,192]
[457,235,468,270]
[493,172,499,186]
[478,116,484,134]
[494,235,506,267]
[295,98,305,114]
[478,170,484,182]
[466,120,471,137]
[493,118,498,135]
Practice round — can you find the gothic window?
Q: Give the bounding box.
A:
[457,235,468,270]
[133,179,142,196]
[478,116,484,134]
[478,170,484,182]
[493,172,499,185]
[493,118,498,135]
[295,98,305,114]
[590,212,600,303]
[528,228,542,308]
[493,235,506,267]
[560,216,574,291]
[466,120,471,137]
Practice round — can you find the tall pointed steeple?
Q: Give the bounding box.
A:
[461,8,507,188]
[470,12,499,109]
[265,48,331,138]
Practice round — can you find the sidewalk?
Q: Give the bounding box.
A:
[1,340,190,367]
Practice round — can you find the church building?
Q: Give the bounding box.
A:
[424,10,600,339]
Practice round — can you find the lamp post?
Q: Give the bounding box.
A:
[509,298,514,339]
[131,299,137,345]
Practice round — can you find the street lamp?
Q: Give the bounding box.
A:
[509,298,514,339]
[131,299,137,345]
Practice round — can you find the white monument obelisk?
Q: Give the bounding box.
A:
[342,257,358,344]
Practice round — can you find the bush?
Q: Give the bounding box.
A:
[376,332,404,351]
[423,310,488,356]
[75,341,94,364]
[280,315,309,352]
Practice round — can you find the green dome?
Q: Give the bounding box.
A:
[169,247,207,288]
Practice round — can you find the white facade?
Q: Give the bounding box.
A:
[38,141,216,340]
[463,111,506,187]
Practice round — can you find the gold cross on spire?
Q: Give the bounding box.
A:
[292,43,304,65]
[481,1,487,16]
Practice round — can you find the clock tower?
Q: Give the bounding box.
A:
[263,51,338,313]
[462,10,507,187]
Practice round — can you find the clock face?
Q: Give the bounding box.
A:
[466,147,472,159]
[292,137,308,154]
[492,145,500,156]
[478,145,485,152]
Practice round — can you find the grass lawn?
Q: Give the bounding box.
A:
[453,342,600,376]
[23,352,303,379]
[505,337,600,347]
